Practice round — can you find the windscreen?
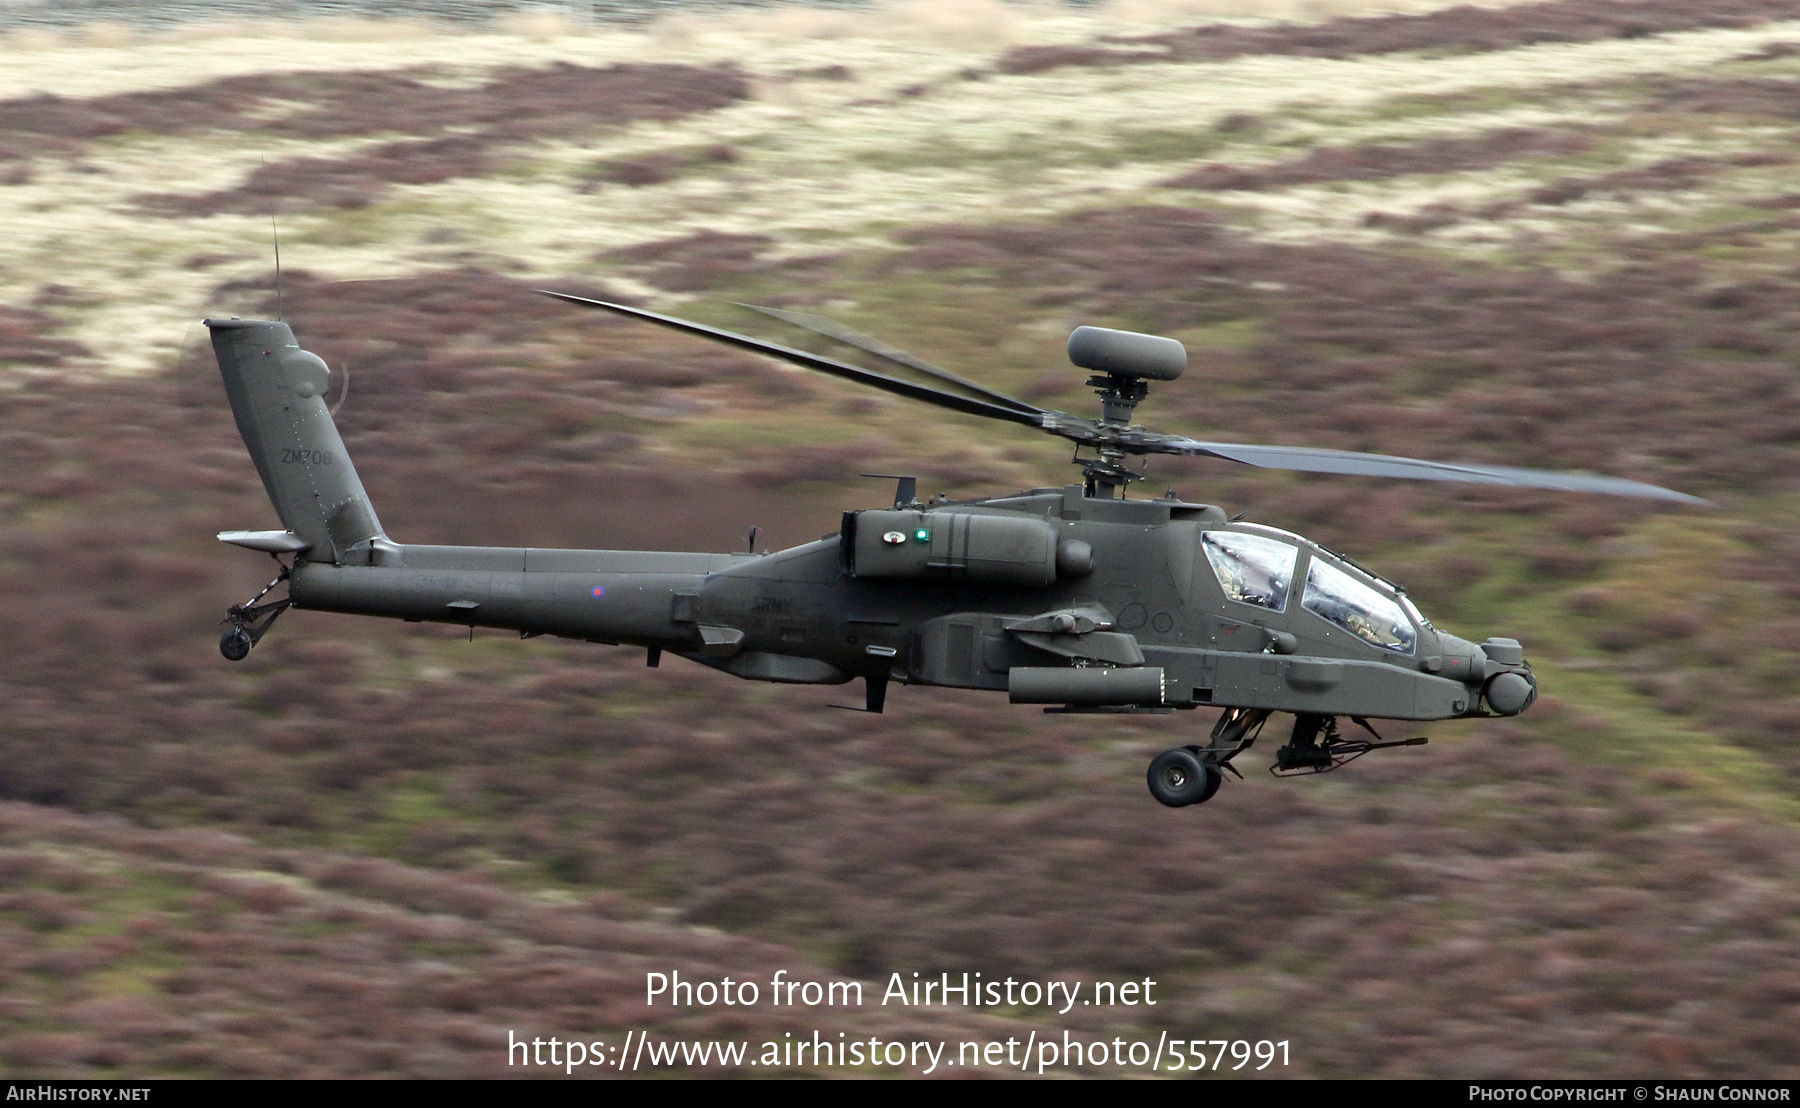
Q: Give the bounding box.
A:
[1302,558,1417,654]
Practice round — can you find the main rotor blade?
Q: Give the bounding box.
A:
[1139,435,1711,505]
[541,292,1045,429]
[735,302,1043,416]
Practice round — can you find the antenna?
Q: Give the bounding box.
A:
[860,473,918,509]
[270,211,284,321]
[262,157,283,321]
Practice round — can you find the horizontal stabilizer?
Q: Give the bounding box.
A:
[218,530,312,553]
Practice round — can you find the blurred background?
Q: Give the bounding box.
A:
[3,0,1800,1078]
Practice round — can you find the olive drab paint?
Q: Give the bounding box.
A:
[208,303,1689,806]
[209,320,383,564]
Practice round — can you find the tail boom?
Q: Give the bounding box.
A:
[289,544,751,648]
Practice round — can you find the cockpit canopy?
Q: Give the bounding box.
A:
[1201,529,1418,655]
[1301,557,1416,655]
[1201,531,1296,613]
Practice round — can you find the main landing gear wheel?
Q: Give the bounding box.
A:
[1147,748,1223,807]
[219,628,252,662]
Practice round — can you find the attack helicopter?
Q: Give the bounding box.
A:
[206,294,1706,806]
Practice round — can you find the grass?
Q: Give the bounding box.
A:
[1357,509,1800,822]
[8,6,1800,381]
[1530,661,1800,825]
[9,0,1800,1080]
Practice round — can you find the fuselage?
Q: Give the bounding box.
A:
[289,484,1521,722]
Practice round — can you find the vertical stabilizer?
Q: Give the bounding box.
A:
[207,319,384,562]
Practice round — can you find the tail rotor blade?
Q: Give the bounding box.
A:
[329,359,352,415]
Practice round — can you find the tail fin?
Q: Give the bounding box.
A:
[207,318,385,562]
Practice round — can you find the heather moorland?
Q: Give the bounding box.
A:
[4,0,1800,1078]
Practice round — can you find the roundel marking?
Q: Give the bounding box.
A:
[591,585,606,599]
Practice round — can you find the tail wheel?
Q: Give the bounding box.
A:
[219,629,252,662]
[1147,748,1223,807]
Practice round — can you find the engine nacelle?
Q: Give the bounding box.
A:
[845,509,1082,587]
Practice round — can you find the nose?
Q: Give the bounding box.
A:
[1478,637,1537,716]
[1426,633,1538,716]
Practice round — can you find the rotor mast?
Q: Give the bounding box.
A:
[1080,370,1148,499]
[1066,326,1184,499]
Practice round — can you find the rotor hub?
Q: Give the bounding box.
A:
[1089,373,1149,425]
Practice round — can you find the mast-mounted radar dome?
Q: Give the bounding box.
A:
[1066,326,1186,382]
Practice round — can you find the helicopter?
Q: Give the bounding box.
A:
[206,293,1706,807]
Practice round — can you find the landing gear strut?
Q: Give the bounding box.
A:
[1146,707,1270,807]
[219,564,292,661]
